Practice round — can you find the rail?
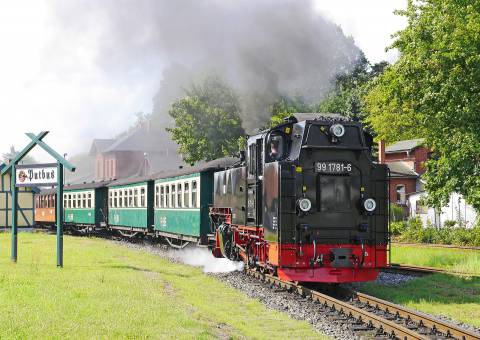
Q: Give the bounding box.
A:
[246,268,480,340]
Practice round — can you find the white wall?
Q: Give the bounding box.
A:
[408,192,477,228]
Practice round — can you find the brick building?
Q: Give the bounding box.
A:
[89,122,184,181]
[378,138,427,208]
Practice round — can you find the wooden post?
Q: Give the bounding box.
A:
[56,162,64,267]
[11,165,17,262]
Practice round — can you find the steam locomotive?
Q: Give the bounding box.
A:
[210,113,389,282]
[35,113,389,283]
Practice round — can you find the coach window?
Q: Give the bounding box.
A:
[119,190,124,208]
[165,185,169,208]
[68,194,72,208]
[140,187,146,207]
[113,191,117,208]
[160,186,164,208]
[155,186,159,208]
[63,194,67,208]
[109,191,113,208]
[88,193,92,208]
[177,183,182,208]
[192,180,198,208]
[82,193,86,208]
[132,188,136,207]
[169,184,174,208]
[128,189,132,207]
[184,182,190,208]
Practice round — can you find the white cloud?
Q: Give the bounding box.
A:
[313,0,407,63]
[0,0,160,162]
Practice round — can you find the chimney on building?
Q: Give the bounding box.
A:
[378,140,386,164]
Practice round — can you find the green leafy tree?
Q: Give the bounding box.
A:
[167,77,245,164]
[269,96,312,127]
[364,0,480,210]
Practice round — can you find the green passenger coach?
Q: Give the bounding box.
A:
[107,178,154,235]
[152,158,237,246]
[63,181,110,233]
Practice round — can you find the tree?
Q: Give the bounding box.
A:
[167,77,245,164]
[269,96,313,127]
[364,0,480,210]
[318,52,388,121]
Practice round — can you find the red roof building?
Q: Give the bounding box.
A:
[378,138,428,208]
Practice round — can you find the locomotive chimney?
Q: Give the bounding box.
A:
[378,140,386,164]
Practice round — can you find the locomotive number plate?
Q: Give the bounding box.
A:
[315,162,352,174]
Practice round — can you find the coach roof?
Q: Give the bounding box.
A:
[108,157,239,187]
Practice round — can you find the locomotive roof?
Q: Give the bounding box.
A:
[290,113,352,123]
[108,157,239,187]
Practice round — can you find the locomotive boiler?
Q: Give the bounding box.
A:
[210,113,389,283]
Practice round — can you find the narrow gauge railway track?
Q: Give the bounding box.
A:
[246,269,480,340]
[384,264,480,277]
[392,242,480,251]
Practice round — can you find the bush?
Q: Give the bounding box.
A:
[392,218,480,246]
[390,221,407,236]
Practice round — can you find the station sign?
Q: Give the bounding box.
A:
[15,163,58,187]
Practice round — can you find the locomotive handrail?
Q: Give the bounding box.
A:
[301,144,368,150]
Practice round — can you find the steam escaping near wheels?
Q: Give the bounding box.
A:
[174,247,244,273]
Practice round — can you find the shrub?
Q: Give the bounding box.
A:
[392,217,480,246]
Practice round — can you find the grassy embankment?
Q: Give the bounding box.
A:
[391,244,480,275]
[359,244,480,328]
[0,233,325,339]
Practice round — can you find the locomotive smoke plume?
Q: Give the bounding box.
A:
[50,0,361,131]
[174,247,244,273]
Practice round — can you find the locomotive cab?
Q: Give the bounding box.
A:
[211,113,389,283]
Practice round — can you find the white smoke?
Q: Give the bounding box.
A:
[49,0,361,131]
[174,247,244,273]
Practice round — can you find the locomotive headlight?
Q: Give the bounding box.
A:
[298,198,312,212]
[330,124,345,138]
[363,198,376,212]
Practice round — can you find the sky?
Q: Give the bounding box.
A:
[0,0,407,163]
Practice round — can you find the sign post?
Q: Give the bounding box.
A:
[56,163,64,267]
[10,166,17,261]
[0,131,75,266]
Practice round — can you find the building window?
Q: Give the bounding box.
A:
[192,180,198,208]
[184,182,190,208]
[396,185,406,204]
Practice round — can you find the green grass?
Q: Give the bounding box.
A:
[0,233,325,339]
[360,274,480,327]
[391,244,480,275]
